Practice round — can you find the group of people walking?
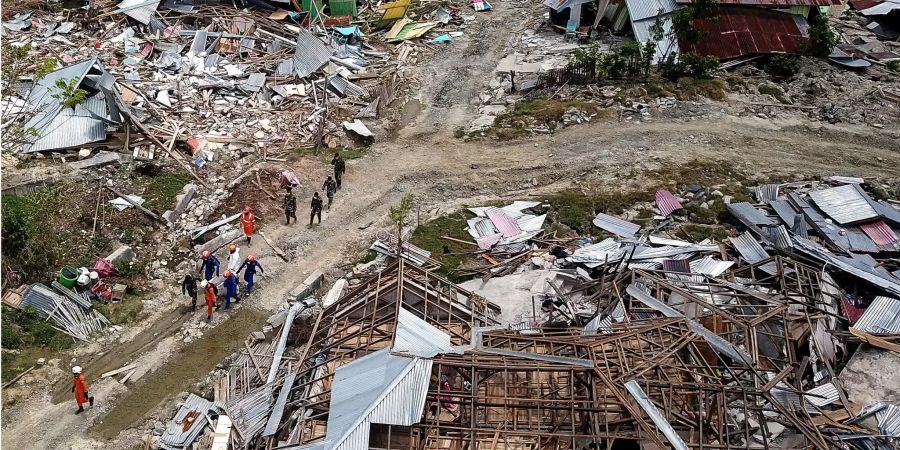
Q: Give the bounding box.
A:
[183,241,264,322]
[283,152,346,227]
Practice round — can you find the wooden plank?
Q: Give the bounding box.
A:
[101,363,137,379]
[104,186,168,225]
[2,366,36,389]
[259,231,288,261]
[245,341,267,381]
[119,368,137,384]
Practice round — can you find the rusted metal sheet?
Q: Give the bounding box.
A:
[655,189,683,217]
[860,220,899,245]
[680,8,809,60]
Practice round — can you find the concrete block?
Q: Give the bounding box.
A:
[193,229,240,255]
[163,183,197,224]
[250,331,266,343]
[69,151,121,170]
[287,270,324,302]
[106,245,135,266]
[322,278,348,308]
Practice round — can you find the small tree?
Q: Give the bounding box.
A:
[804,17,839,58]
[389,194,415,258]
[51,78,88,108]
[671,0,720,45]
[1,44,58,153]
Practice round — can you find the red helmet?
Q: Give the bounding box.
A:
[224,270,232,278]
[244,207,251,213]
[202,250,210,259]
[247,255,255,262]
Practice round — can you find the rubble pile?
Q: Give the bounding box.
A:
[157,175,900,449]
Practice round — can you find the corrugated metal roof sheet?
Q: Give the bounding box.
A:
[655,189,683,216]
[630,13,678,63]
[568,238,623,266]
[803,382,840,407]
[727,202,773,226]
[853,296,900,335]
[189,29,208,56]
[323,349,432,450]
[393,308,453,358]
[159,394,224,449]
[765,225,793,250]
[592,212,641,237]
[293,29,332,78]
[753,184,780,202]
[677,0,839,5]
[729,233,769,262]
[809,184,879,225]
[115,0,160,24]
[841,296,866,324]
[329,76,366,97]
[690,256,734,277]
[626,0,677,21]
[861,220,899,245]
[680,8,809,60]
[793,236,900,297]
[861,0,900,15]
[847,228,879,253]
[662,259,691,273]
[243,73,265,93]
[791,213,809,238]
[22,283,64,318]
[624,381,690,450]
[875,403,900,437]
[486,207,522,238]
[769,199,798,226]
[478,348,595,367]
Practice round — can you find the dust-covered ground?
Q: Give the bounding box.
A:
[2,0,899,448]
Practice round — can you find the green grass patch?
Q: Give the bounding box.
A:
[543,189,653,235]
[358,249,379,264]
[496,99,597,125]
[140,170,191,212]
[1,187,72,281]
[1,306,74,382]
[758,84,791,105]
[409,211,480,283]
[453,127,466,139]
[677,224,732,242]
[95,296,145,325]
[650,159,749,188]
[675,77,727,101]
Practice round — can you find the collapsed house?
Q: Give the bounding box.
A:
[154,176,900,450]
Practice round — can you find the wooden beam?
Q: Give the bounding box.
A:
[101,363,137,378]
[104,186,168,225]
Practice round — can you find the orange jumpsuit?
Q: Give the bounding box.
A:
[205,283,218,318]
[73,374,89,406]
[240,212,256,238]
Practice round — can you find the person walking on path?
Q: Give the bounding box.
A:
[237,255,264,294]
[226,244,242,273]
[222,270,241,309]
[240,207,257,245]
[284,187,297,225]
[323,176,336,210]
[309,192,323,226]
[331,153,345,189]
[71,366,94,414]
[199,250,220,281]
[202,279,218,322]
[181,273,198,311]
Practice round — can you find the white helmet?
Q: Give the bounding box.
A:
[72,366,82,374]
[200,280,208,288]
[89,271,99,280]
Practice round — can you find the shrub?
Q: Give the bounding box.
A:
[660,53,720,81]
[804,17,838,58]
[887,60,900,74]
[766,54,800,79]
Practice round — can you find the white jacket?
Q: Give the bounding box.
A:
[228,248,242,272]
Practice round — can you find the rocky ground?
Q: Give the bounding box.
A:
[2,0,899,448]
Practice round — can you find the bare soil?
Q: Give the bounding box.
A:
[2,1,899,448]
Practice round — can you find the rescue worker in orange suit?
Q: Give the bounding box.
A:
[71,366,94,414]
[223,270,241,309]
[240,207,257,245]
[201,279,218,322]
[237,254,264,294]
[199,250,220,281]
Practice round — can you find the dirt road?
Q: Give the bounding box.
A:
[3,2,899,449]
